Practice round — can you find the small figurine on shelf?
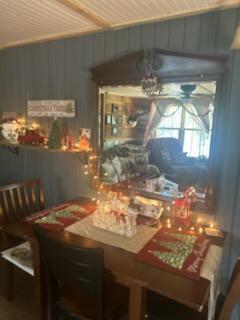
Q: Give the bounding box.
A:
[48,119,62,149]
[18,128,45,146]
[0,114,24,144]
[66,131,74,150]
[79,128,91,151]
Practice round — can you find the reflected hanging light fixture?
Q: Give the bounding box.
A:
[136,50,163,96]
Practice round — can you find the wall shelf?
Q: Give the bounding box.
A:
[0,141,89,165]
[0,141,87,154]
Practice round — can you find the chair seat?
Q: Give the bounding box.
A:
[1,241,34,276]
[58,280,128,320]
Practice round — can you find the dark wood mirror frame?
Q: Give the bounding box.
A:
[90,49,228,213]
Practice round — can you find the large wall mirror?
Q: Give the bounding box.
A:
[91,49,227,214]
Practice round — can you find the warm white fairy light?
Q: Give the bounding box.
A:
[31,122,39,129]
[198,227,203,234]
[166,218,171,228]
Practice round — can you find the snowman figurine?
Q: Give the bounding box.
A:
[0,117,23,144]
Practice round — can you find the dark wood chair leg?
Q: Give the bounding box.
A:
[4,261,14,301]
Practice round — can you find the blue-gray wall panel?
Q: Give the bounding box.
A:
[0,9,240,318]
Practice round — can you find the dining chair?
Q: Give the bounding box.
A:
[0,178,45,300]
[34,225,128,320]
[146,258,240,320]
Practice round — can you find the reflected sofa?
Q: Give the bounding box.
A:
[146,138,208,190]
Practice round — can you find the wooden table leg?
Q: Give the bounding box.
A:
[30,239,47,320]
[129,283,146,320]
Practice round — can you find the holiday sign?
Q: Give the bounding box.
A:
[27,100,76,118]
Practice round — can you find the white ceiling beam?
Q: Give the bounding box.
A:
[55,0,111,28]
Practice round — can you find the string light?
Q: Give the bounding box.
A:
[31,123,39,129]
[85,144,217,237]
[166,218,171,228]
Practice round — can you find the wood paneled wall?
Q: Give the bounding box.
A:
[0,8,240,317]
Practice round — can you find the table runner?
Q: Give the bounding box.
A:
[201,245,223,320]
[136,227,210,280]
[65,214,160,253]
[26,202,96,232]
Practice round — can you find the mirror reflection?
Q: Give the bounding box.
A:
[99,81,216,212]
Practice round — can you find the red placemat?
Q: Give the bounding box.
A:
[26,202,97,232]
[136,228,210,280]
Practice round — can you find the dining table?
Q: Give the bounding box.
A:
[2,197,225,320]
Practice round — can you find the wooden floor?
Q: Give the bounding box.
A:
[0,259,35,320]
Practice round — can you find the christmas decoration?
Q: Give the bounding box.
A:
[27,202,96,232]
[133,195,163,219]
[0,117,24,144]
[79,128,91,151]
[18,129,45,146]
[48,119,62,149]
[92,197,138,238]
[136,228,210,279]
[66,131,74,150]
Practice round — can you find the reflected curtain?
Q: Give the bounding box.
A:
[185,96,213,133]
[143,98,180,146]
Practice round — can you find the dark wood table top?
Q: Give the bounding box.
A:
[3,197,225,312]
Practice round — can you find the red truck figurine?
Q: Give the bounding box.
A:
[18,129,45,146]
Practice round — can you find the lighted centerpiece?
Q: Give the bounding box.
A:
[92,197,138,238]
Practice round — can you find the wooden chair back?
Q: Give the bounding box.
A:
[219,259,240,320]
[0,178,44,224]
[34,226,104,320]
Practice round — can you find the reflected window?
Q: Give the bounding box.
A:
[156,104,214,158]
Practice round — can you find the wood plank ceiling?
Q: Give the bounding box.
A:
[0,0,239,49]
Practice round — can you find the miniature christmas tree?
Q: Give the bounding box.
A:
[48,119,62,149]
